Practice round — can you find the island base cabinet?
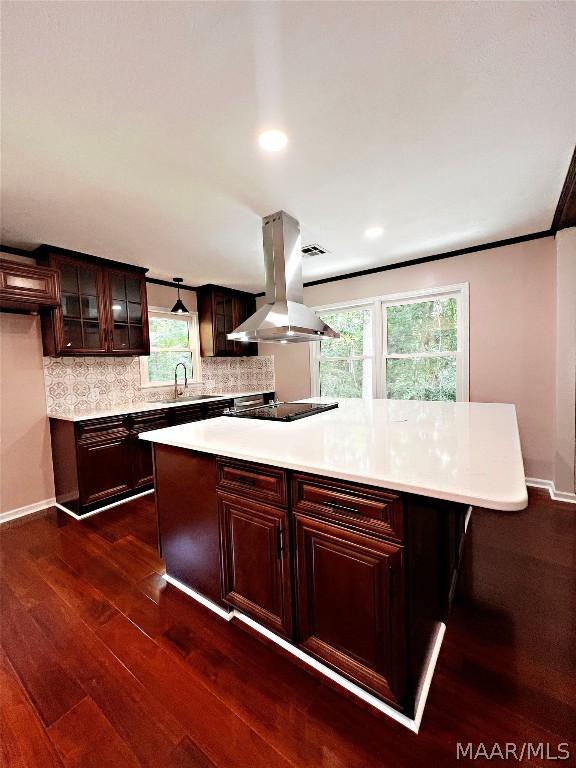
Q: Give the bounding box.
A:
[155,447,227,609]
[294,514,406,708]
[218,492,293,639]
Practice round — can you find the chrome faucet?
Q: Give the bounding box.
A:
[174,362,188,399]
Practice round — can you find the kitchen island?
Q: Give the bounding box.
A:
[141,398,527,731]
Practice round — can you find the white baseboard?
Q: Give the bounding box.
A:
[55,489,154,520]
[525,478,576,505]
[162,572,445,734]
[0,497,56,525]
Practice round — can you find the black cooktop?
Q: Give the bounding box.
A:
[225,401,338,422]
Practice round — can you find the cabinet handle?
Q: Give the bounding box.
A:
[237,476,256,486]
[327,501,359,515]
[277,527,283,557]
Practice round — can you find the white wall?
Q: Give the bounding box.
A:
[554,227,576,494]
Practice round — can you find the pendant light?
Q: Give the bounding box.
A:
[171,277,189,314]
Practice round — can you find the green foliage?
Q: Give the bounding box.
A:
[147,315,192,383]
[387,299,457,354]
[318,309,372,397]
[386,298,457,400]
[386,357,456,401]
[319,309,372,357]
[148,351,192,384]
[318,299,458,401]
[319,359,371,398]
[149,316,189,348]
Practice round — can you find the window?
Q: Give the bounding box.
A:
[312,307,374,398]
[140,309,201,387]
[310,284,468,402]
[384,294,461,401]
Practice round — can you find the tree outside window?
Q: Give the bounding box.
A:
[140,310,201,387]
[311,285,468,402]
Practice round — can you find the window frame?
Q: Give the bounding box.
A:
[310,283,469,402]
[309,300,377,399]
[139,307,202,388]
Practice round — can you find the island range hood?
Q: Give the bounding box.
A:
[227,210,339,343]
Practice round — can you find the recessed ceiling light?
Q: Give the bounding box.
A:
[258,129,288,152]
[364,226,384,240]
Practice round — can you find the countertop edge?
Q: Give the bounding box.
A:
[46,391,272,422]
[140,432,529,512]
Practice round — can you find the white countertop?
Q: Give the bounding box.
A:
[47,391,270,422]
[140,398,528,511]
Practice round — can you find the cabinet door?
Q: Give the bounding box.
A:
[106,270,150,355]
[295,514,405,705]
[232,294,258,356]
[218,492,293,638]
[213,290,236,356]
[130,412,168,489]
[54,256,107,354]
[76,432,131,506]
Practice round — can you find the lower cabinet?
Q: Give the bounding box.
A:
[157,456,465,717]
[218,492,293,638]
[77,430,132,506]
[49,398,251,515]
[294,513,405,705]
[130,412,168,488]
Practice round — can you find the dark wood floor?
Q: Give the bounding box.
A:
[1,488,574,767]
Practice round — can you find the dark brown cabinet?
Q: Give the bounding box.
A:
[76,423,132,506]
[36,246,149,357]
[129,411,169,489]
[50,397,273,516]
[154,454,467,717]
[0,257,60,312]
[218,492,293,638]
[107,268,148,353]
[294,513,404,705]
[197,284,258,357]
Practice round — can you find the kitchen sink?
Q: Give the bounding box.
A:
[146,395,223,405]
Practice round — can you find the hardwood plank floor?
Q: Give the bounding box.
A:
[1,489,574,767]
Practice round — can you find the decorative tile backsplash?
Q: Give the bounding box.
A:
[43,356,275,416]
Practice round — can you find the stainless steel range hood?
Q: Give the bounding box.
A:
[228,211,339,343]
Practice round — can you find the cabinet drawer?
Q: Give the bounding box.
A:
[129,410,168,433]
[0,258,60,309]
[169,404,205,425]
[204,399,233,419]
[217,459,287,507]
[76,416,128,441]
[292,473,404,542]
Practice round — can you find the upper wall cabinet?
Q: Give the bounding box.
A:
[0,257,60,313]
[197,284,258,357]
[36,246,150,357]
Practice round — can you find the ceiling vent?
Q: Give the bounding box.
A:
[301,243,329,257]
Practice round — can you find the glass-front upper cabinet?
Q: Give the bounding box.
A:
[196,284,257,357]
[37,247,150,357]
[58,258,107,353]
[107,269,147,353]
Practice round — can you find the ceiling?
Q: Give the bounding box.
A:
[2,1,575,292]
